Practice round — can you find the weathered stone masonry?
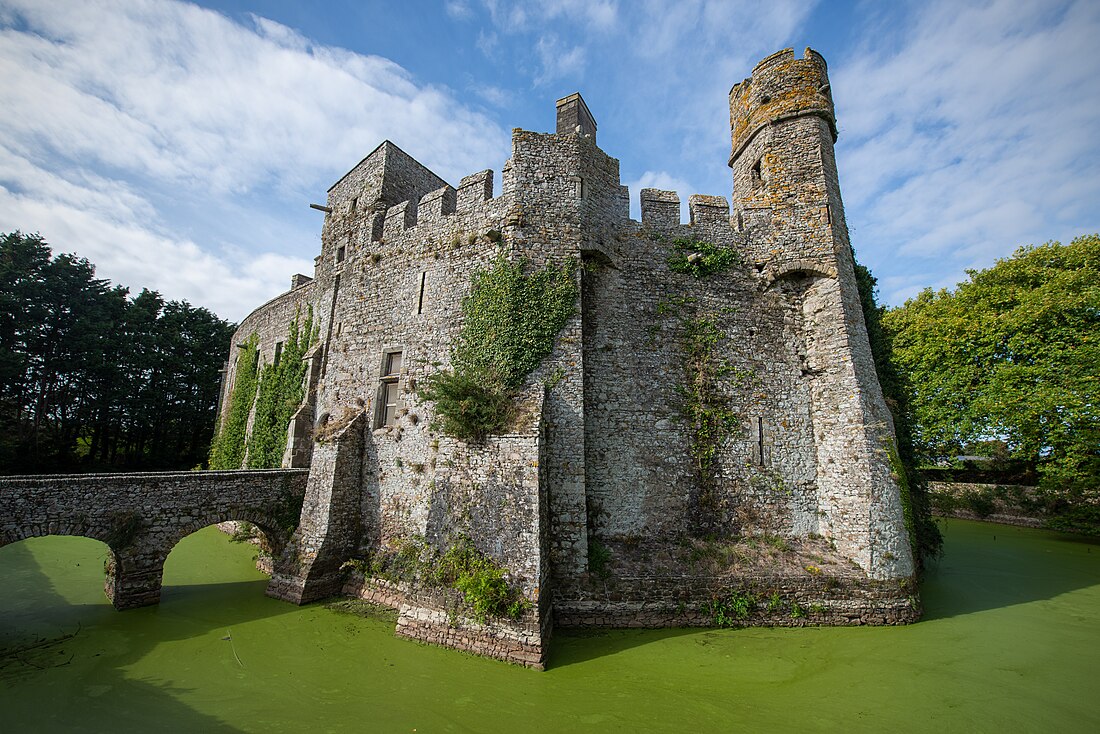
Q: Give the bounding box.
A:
[219,48,918,669]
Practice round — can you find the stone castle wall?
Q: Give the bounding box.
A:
[217,47,917,666]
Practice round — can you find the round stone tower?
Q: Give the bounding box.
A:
[728,48,915,580]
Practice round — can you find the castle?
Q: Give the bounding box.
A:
[219,48,917,669]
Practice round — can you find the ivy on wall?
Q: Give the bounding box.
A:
[454,255,578,387]
[208,333,259,470]
[679,315,744,477]
[421,255,578,441]
[246,308,318,468]
[657,297,751,529]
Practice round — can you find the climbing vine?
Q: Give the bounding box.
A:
[208,333,259,470]
[656,297,753,528]
[421,255,578,441]
[885,438,921,559]
[246,307,318,468]
[679,315,744,475]
[667,236,740,278]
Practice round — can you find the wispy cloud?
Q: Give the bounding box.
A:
[534,35,586,86]
[444,0,473,21]
[833,0,1100,303]
[0,0,510,320]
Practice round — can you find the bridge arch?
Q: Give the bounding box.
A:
[164,510,292,561]
[0,469,308,611]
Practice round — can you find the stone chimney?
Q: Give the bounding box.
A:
[555,93,597,141]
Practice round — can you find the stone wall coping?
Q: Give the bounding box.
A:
[0,468,309,484]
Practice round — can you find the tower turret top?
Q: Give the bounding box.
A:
[728,47,836,166]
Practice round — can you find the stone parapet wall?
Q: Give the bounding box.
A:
[0,469,308,609]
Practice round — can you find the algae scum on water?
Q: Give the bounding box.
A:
[1,520,1098,732]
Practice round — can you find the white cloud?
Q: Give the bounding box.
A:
[0,144,313,320]
[0,0,512,320]
[483,0,619,31]
[444,0,473,20]
[833,0,1100,304]
[472,84,513,108]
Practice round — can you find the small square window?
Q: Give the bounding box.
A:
[751,159,763,186]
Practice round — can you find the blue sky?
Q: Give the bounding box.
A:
[1,0,1097,321]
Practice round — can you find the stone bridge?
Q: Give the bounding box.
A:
[0,469,308,610]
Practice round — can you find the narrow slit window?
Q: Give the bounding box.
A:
[417,271,427,314]
[273,341,283,366]
[757,416,765,466]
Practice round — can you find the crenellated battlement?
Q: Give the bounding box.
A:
[688,194,730,226]
[729,47,835,165]
[362,168,498,241]
[640,188,680,230]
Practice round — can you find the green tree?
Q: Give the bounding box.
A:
[0,231,235,473]
[883,235,1100,530]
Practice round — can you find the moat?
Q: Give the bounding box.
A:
[1,519,1097,732]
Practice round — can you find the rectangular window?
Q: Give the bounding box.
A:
[376,350,403,428]
[336,245,346,263]
[273,341,283,366]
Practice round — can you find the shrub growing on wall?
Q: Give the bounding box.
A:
[421,255,577,440]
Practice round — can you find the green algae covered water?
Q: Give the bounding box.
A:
[2,520,1099,733]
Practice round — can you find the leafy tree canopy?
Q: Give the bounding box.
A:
[883,235,1100,500]
[0,231,235,473]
